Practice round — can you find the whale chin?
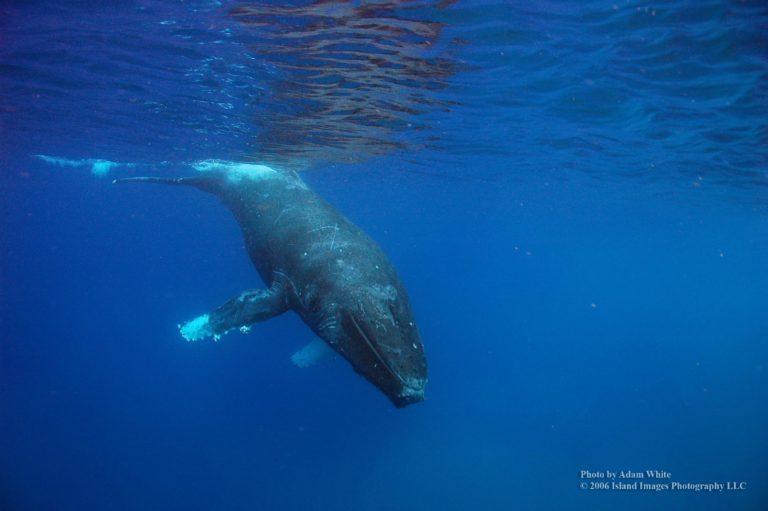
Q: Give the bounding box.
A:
[391,379,427,408]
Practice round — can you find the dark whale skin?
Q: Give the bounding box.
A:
[116,163,427,407]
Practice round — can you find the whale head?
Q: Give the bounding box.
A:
[333,285,427,407]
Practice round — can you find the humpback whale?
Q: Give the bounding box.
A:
[115,161,427,407]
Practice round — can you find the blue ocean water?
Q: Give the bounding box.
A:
[1,0,767,510]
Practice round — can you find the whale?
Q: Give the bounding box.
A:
[115,161,427,407]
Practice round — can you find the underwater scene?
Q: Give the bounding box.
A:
[1,1,767,510]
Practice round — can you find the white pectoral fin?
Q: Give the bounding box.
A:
[177,284,289,343]
[291,338,335,368]
[179,314,217,341]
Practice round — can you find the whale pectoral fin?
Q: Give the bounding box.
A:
[290,338,336,368]
[179,283,289,342]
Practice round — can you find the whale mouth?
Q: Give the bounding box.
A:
[344,310,426,407]
[347,313,410,387]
